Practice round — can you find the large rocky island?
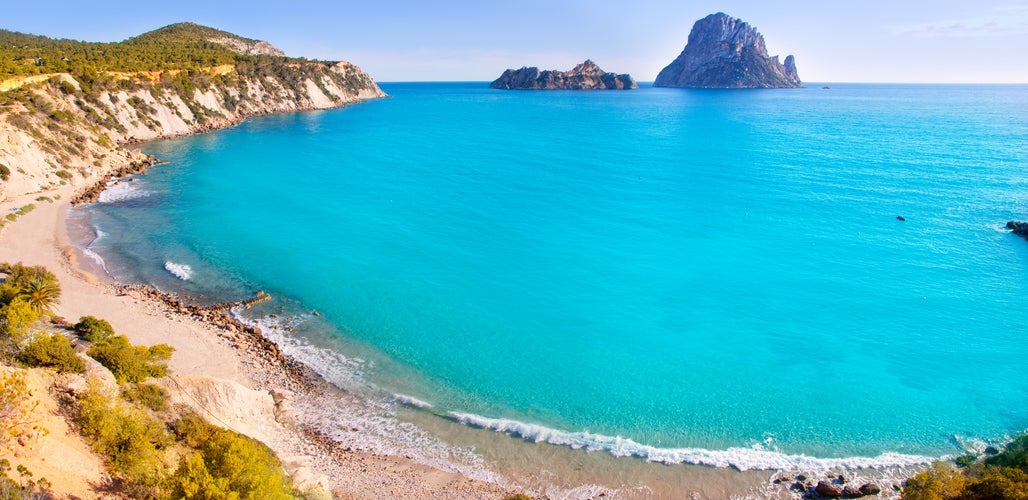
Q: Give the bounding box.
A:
[654,12,801,89]
[490,60,637,90]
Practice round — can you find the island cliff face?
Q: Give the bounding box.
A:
[0,23,386,199]
[654,13,801,89]
[490,60,637,90]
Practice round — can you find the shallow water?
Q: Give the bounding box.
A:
[78,82,1028,472]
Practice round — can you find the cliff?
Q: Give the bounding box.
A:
[654,13,801,89]
[490,60,637,90]
[0,23,386,200]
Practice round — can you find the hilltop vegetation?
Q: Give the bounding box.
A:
[0,22,293,78]
[0,22,384,199]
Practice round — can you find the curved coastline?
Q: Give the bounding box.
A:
[49,95,996,498]
[15,84,1022,497]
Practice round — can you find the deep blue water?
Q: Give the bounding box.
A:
[79,82,1028,468]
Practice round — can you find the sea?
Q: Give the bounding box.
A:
[70,82,1028,489]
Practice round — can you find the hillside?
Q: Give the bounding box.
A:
[0,23,386,200]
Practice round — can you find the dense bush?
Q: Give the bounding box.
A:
[121,383,169,412]
[170,412,293,500]
[0,164,9,181]
[77,384,170,498]
[74,315,115,342]
[0,300,39,345]
[903,435,1028,499]
[86,335,173,383]
[17,333,84,373]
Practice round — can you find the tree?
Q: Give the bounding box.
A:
[74,315,115,342]
[86,335,174,383]
[19,277,61,315]
[18,333,85,373]
[0,300,40,345]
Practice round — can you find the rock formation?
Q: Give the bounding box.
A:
[1007,221,1028,239]
[654,13,802,89]
[490,60,637,90]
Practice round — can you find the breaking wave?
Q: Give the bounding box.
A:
[97,180,150,203]
[164,261,192,280]
[448,411,938,471]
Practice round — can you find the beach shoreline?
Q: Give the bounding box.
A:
[0,177,920,499]
[0,181,519,498]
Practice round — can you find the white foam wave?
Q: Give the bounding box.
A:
[164,261,192,280]
[449,412,937,471]
[81,248,110,275]
[231,311,504,485]
[97,180,150,203]
[392,394,434,409]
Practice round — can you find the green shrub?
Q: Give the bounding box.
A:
[77,385,170,497]
[86,334,174,383]
[74,315,115,342]
[170,412,293,500]
[0,164,9,181]
[903,462,966,500]
[0,459,52,499]
[0,299,40,344]
[985,434,1028,471]
[54,170,72,180]
[122,383,169,412]
[18,333,85,373]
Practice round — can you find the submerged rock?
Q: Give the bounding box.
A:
[654,12,802,88]
[490,60,637,90]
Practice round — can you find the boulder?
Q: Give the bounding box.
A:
[842,484,863,498]
[859,483,882,496]
[816,480,843,498]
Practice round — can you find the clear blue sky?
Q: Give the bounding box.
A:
[5,1,1027,82]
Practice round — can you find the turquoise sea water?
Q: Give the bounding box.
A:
[78,83,1028,469]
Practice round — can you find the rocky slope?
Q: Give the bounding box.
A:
[0,24,386,201]
[654,13,801,89]
[490,60,637,90]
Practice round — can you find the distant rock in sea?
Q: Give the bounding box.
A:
[654,12,802,89]
[1007,221,1028,239]
[490,60,637,90]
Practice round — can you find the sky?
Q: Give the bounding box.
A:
[4,1,1027,83]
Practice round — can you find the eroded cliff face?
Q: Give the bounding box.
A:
[490,60,637,90]
[0,61,386,200]
[654,13,801,89]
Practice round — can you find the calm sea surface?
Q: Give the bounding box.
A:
[77,82,1028,469]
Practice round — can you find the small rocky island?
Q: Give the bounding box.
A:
[654,12,801,89]
[1007,221,1028,239]
[489,60,637,90]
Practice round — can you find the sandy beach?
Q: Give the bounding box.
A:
[0,182,518,498]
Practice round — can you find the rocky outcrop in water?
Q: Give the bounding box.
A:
[1007,221,1028,238]
[490,60,637,90]
[654,13,801,89]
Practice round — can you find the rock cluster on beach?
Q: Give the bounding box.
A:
[654,12,801,88]
[772,472,885,498]
[490,60,637,90]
